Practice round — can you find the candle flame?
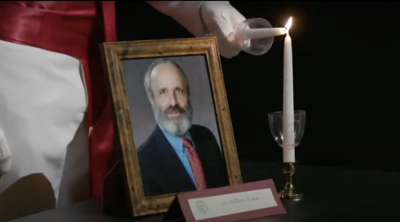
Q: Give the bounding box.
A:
[285,17,293,31]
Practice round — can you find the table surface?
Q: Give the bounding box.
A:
[9,160,400,222]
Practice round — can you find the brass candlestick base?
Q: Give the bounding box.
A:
[279,162,303,200]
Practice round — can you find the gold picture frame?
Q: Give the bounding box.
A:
[100,37,242,217]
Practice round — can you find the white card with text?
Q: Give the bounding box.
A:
[187,188,278,221]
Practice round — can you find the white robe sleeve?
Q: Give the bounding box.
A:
[146,1,207,37]
[0,127,11,174]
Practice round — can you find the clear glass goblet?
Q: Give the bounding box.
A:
[233,18,275,56]
[206,18,276,56]
[267,110,306,200]
[267,110,306,149]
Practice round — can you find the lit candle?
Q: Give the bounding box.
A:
[244,28,287,40]
[282,17,295,163]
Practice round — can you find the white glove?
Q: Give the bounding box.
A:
[200,1,246,58]
[147,1,246,58]
[0,127,11,174]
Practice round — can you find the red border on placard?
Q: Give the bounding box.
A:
[177,179,286,222]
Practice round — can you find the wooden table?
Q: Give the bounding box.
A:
[9,160,400,222]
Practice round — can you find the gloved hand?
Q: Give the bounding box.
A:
[0,127,11,175]
[147,1,246,59]
[200,1,246,58]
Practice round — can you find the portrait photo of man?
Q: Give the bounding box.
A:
[121,56,229,197]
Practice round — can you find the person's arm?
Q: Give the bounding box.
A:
[145,1,206,37]
[146,1,246,58]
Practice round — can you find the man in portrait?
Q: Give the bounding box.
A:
[137,58,229,197]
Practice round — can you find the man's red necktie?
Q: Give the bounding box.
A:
[182,138,207,190]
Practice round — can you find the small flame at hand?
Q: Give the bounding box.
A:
[285,17,293,31]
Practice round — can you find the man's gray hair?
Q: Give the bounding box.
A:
[143,58,191,98]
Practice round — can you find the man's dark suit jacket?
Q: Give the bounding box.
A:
[137,124,229,196]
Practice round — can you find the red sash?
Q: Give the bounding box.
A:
[0,1,118,198]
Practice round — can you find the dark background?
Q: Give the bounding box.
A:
[116,1,400,172]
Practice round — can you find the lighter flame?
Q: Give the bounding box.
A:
[285,17,293,31]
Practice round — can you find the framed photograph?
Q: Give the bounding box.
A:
[100,37,242,217]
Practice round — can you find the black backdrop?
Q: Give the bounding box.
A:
[115,1,400,172]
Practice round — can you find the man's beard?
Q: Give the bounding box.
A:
[152,102,193,136]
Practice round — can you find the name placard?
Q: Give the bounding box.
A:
[177,179,286,222]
